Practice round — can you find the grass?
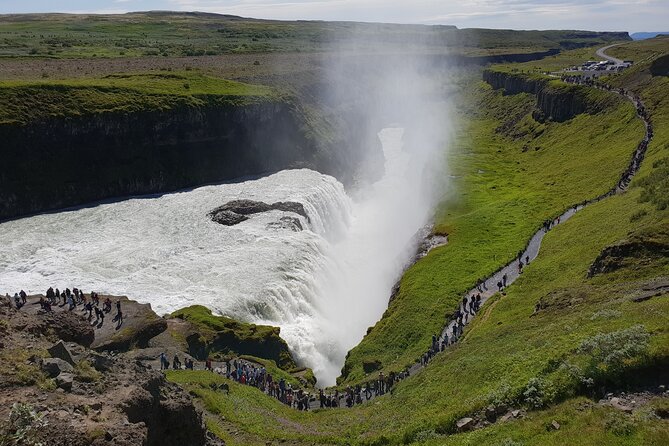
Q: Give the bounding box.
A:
[340,74,644,384]
[0,12,629,59]
[420,396,669,446]
[0,71,280,125]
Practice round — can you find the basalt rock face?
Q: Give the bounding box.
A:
[482,70,598,122]
[0,100,331,221]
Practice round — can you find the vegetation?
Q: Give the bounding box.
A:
[341,70,643,384]
[0,71,279,125]
[171,305,296,369]
[0,12,627,59]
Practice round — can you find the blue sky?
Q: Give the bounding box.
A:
[1,1,667,33]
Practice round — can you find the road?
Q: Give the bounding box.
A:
[596,44,624,64]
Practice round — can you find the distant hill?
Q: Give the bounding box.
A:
[630,32,669,40]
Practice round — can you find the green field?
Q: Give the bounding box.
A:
[0,71,279,125]
[0,12,628,59]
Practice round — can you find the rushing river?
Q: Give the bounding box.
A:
[0,128,436,385]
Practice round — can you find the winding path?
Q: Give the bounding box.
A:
[341,54,654,408]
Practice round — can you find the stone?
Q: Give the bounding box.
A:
[512,410,521,418]
[55,373,74,392]
[485,405,497,422]
[659,385,666,391]
[209,209,249,226]
[495,404,508,415]
[550,420,560,431]
[90,402,103,411]
[500,413,513,423]
[610,397,620,405]
[48,340,76,366]
[89,352,114,372]
[456,417,476,432]
[41,358,74,378]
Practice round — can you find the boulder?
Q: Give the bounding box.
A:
[48,341,76,366]
[209,209,248,226]
[41,358,74,378]
[55,373,74,391]
[456,417,475,432]
[485,406,497,422]
[495,403,508,415]
[208,199,309,227]
[89,352,115,372]
[550,420,560,431]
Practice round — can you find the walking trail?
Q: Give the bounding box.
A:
[342,44,653,407]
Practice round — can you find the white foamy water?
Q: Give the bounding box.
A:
[0,128,438,386]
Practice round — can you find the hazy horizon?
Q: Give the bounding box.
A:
[1,1,668,34]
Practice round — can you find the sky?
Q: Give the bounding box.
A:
[1,0,668,33]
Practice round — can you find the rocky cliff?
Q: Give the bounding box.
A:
[0,95,365,221]
[482,70,609,122]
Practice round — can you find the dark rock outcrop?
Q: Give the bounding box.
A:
[122,373,207,446]
[588,231,669,277]
[482,70,611,122]
[208,199,308,227]
[650,54,669,77]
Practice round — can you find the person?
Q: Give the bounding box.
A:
[19,290,27,305]
[159,352,168,370]
[206,357,212,371]
[518,260,524,274]
[497,280,503,292]
[173,354,181,370]
[114,300,123,325]
[502,274,508,288]
[14,293,21,309]
[525,255,529,265]
[103,298,112,313]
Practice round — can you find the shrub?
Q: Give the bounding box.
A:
[578,325,650,372]
[604,412,636,436]
[522,377,548,409]
[74,360,101,383]
[0,402,47,446]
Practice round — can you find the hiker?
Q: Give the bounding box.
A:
[103,298,112,313]
[461,296,469,314]
[13,293,21,309]
[518,260,524,273]
[173,354,181,370]
[19,290,27,305]
[115,300,123,324]
[502,274,507,288]
[206,357,212,371]
[525,255,529,265]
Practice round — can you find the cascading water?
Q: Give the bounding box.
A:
[0,125,444,386]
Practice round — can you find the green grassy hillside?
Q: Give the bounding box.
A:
[0,71,278,125]
[165,40,669,445]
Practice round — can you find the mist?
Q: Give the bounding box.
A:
[302,32,457,386]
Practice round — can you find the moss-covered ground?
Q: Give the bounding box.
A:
[0,71,279,125]
[166,40,669,445]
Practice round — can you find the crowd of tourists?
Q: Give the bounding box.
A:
[6,287,124,329]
